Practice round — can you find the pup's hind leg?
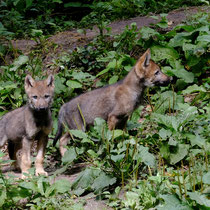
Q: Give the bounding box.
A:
[8,140,21,171]
[108,114,128,130]
[59,133,70,157]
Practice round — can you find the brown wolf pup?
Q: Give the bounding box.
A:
[53,49,172,156]
[0,75,54,178]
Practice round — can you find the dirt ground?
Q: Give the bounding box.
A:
[10,6,209,56]
[2,6,210,210]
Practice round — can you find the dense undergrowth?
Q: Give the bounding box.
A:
[0,6,209,210]
[0,0,207,38]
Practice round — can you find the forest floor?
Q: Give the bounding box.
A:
[9,6,209,69]
[2,6,210,210]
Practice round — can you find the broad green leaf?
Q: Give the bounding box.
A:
[203,172,210,185]
[70,129,87,139]
[87,149,97,158]
[112,129,124,139]
[151,46,179,62]
[71,71,95,80]
[188,192,210,207]
[137,145,156,167]
[160,144,170,159]
[123,191,139,208]
[53,179,71,193]
[10,55,29,71]
[170,144,189,164]
[0,188,6,207]
[157,194,192,210]
[92,172,116,192]
[188,134,206,148]
[197,35,210,42]
[111,154,125,162]
[54,76,66,94]
[139,27,160,40]
[37,177,45,195]
[66,80,82,89]
[169,32,192,47]
[159,128,172,139]
[62,147,77,164]
[163,62,194,83]
[168,137,177,146]
[72,168,100,195]
[182,84,206,95]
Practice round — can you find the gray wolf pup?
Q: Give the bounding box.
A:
[53,49,172,156]
[0,75,54,178]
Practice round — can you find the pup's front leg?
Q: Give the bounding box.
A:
[21,137,33,178]
[35,134,48,176]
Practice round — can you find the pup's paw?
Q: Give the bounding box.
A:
[21,171,31,179]
[35,169,48,176]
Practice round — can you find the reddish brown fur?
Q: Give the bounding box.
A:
[54,49,172,156]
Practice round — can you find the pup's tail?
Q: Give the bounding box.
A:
[53,112,64,147]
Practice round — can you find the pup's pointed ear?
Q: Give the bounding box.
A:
[135,49,151,78]
[142,48,151,68]
[25,75,35,88]
[46,74,54,87]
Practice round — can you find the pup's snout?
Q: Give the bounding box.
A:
[38,107,47,111]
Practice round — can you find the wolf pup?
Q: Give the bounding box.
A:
[0,74,54,178]
[53,49,172,156]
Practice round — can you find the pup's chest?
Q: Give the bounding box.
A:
[26,118,52,139]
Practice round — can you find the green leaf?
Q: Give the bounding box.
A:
[72,168,100,195]
[54,179,71,193]
[182,84,206,95]
[137,145,156,167]
[160,144,170,159]
[203,172,210,185]
[70,129,88,139]
[37,177,45,195]
[170,144,189,164]
[10,55,29,71]
[139,27,160,40]
[188,192,210,207]
[54,76,66,94]
[169,32,192,47]
[151,46,179,62]
[188,134,206,148]
[92,172,116,192]
[111,154,125,162]
[163,62,194,83]
[159,128,172,139]
[0,188,6,207]
[197,35,210,42]
[157,194,192,210]
[62,147,77,164]
[112,129,124,139]
[66,80,82,89]
[109,75,118,84]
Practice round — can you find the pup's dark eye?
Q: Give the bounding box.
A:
[155,71,160,75]
[44,95,50,99]
[32,95,37,99]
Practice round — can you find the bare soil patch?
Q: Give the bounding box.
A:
[10,6,209,55]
